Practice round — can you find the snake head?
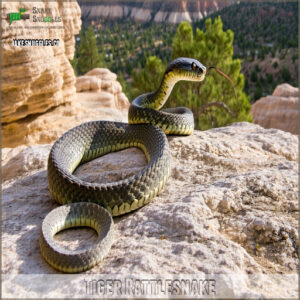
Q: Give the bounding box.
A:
[165,57,206,82]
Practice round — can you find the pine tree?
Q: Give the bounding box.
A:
[77,26,105,75]
[281,67,291,82]
[131,17,252,130]
[131,56,164,100]
[251,70,258,82]
[170,18,252,129]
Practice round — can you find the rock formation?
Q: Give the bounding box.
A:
[1,1,130,149]
[2,123,298,298]
[79,0,230,24]
[1,1,81,123]
[2,68,130,148]
[251,84,299,135]
[76,76,102,92]
[77,68,129,110]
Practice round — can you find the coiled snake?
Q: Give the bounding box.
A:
[40,57,207,273]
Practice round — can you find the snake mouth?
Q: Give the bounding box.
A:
[196,71,206,81]
[195,66,206,80]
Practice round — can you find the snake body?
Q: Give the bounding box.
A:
[41,57,206,272]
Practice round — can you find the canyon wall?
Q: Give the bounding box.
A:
[79,0,231,24]
[1,1,130,148]
[1,1,81,124]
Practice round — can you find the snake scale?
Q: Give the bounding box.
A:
[40,57,207,273]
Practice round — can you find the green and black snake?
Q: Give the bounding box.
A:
[40,57,207,273]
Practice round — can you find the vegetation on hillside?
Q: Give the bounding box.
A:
[71,2,298,129]
[195,1,298,99]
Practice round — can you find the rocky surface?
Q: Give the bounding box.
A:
[251,83,299,135]
[2,68,130,148]
[79,0,230,24]
[2,122,298,298]
[1,1,81,123]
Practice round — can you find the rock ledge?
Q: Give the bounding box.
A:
[2,122,298,298]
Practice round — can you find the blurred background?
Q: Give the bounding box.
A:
[73,0,298,131]
[2,0,298,148]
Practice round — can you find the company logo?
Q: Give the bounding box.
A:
[32,7,62,23]
[7,8,30,25]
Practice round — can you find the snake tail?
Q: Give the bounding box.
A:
[40,202,113,273]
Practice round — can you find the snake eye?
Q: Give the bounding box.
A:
[191,62,196,71]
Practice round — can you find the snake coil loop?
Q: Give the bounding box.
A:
[41,58,207,273]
